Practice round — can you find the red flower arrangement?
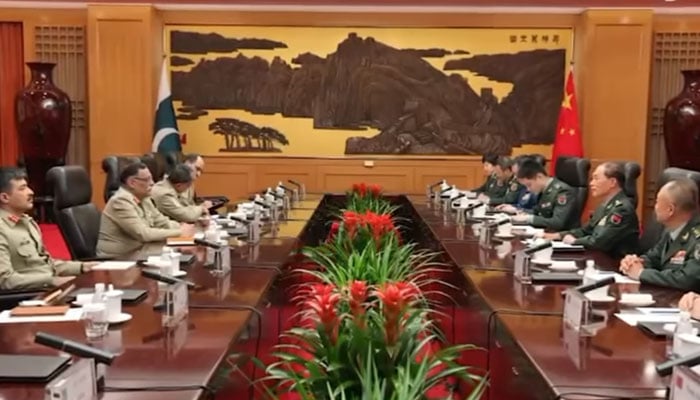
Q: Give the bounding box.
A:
[327,210,400,244]
[351,182,382,198]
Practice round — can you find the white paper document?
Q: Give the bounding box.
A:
[91,261,135,271]
[585,271,639,284]
[0,308,84,324]
[551,241,584,250]
[615,312,680,326]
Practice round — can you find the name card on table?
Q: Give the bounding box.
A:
[164,281,188,327]
[513,251,532,284]
[563,288,591,334]
[45,358,97,400]
[562,322,588,371]
[211,244,231,276]
[671,366,700,400]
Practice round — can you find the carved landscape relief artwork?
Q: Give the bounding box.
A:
[166,26,573,156]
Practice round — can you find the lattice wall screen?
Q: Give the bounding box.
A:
[34,25,87,168]
[647,32,700,216]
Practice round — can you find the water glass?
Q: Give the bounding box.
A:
[82,303,108,340]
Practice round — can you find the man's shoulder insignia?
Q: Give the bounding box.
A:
[557,194,568,205]
[510,183,518,192]
[610,213,622,225]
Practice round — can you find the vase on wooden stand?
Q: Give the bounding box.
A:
[664,69,700,171]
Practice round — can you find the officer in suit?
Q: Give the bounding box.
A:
[472,153,506,199]
[620,178,700,291]
[482,156,525,207]
[97,162,196,258]
[544,162,639,257]
[0,167,94,290]
[495,155,539,213]
[152,164,209,223]
[182,153,213,210]
[511,158,577,231]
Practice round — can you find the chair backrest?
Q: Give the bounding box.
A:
[622,161,642,208]
[101,155,140,203]
[46,166,101,260]
[639,167,700,253]
[141,153,172,183]
[554,156,591,228]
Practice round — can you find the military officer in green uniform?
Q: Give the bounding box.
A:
[152,164,209,223]
[511,158,578,231]
[621,178,700,291]
[481,156,525,207]
[544,162,639,257]
[472,154,507,199]
[97,162,196,258]
[0,167,94,290]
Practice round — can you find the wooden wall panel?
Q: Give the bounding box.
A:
[197,157,485,200]
[87,5,160,206]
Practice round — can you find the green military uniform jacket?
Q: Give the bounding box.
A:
[151,180,206,223]
[97,187,182,258]
[560,191,639,257]
[474,174,507,199]
[0,209,82,290]
[640,215,700,291]
[529,177,577,231]
[489,175,524,206]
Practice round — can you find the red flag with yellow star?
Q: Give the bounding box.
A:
[550,68,583,175]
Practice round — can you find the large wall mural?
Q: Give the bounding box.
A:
[166,26,573,157]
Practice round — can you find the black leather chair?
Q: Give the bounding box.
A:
[639,167,700,253]
[554,156,591,229]
[622,161,642,208]
[101,155,140,203]
[46,166,102,260]
[141,153,171,183]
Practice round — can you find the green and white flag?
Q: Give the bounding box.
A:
[151,58,182,153]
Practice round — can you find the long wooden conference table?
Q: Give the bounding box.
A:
[0,194,681,400]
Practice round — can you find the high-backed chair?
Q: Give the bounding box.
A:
[639,167,700,253]
[102,155,140,203]
[47,166,102,260]
[141,153,170,183]
[554,156,591,229]
[622,161,642,208]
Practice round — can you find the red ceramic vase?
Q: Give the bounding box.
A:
[15,62,72,196]
[664,69,700,171]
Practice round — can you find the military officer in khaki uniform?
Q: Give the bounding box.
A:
[511,158,577,231]
[481,156,525,207]
[0,167,93,290]
[97,162,196,258]
[182,153,212,210]
[621,178,700,291]
[544,162,639,257]
[152,164,209,223]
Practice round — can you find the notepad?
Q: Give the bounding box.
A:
[0,308,83,324]
[91,261,135,271]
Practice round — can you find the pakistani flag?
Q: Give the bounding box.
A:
[151,58,182,153]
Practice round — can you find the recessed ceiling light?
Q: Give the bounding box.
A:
[665,0,676,2]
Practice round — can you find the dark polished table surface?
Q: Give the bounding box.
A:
[0,198,317,400]
[408,195,679,399]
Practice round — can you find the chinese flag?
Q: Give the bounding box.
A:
[550,68,583,175]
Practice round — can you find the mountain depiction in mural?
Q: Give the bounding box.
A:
[171,31,565,155]
[208,117,289,153]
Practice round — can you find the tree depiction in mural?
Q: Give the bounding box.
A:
[208,117,290,152]
[172,30,566,155]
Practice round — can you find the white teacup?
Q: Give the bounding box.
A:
[76,293,94,306]
[104,290,123,322]
[472,204,486,217]
[533,246,553,262]
[497,223,512,235]
[676,331,700,357]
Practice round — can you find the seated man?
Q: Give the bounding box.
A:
[620,178,700,291]
[543,162,639,257]
[182,153,213,211]
[0,167,93,290]
[511,158,577,231]
[97,162,196,258]
[151,164,209,223]
[472,153,506,199]
[496,155,539,212]
[480,156,525,207]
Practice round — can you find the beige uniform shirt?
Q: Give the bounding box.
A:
[0,209,82,290]
[96,187,181,258]
[151,180,205,223]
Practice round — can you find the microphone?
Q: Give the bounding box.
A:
[288,180,302,187]
[656,349,700,376]
[277,184,293,192]
[267,191,284,199]
[35,332,116,365]
[463,202,484,212]
[141,268,196,288]
[429,180,443,189]
[485,218,511,228]
[451,193,466,202]
[228,216,251,225]
[193,238,222,249]
[524,240,553,255]
[253,200,271,209]
[439,187,451,194]
[572,276,615,294]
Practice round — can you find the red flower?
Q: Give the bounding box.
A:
[327,221,340,241]
[369,184,382,197]
[374,282,420,345]
[306,283,341,343]
[347,280,368,328]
